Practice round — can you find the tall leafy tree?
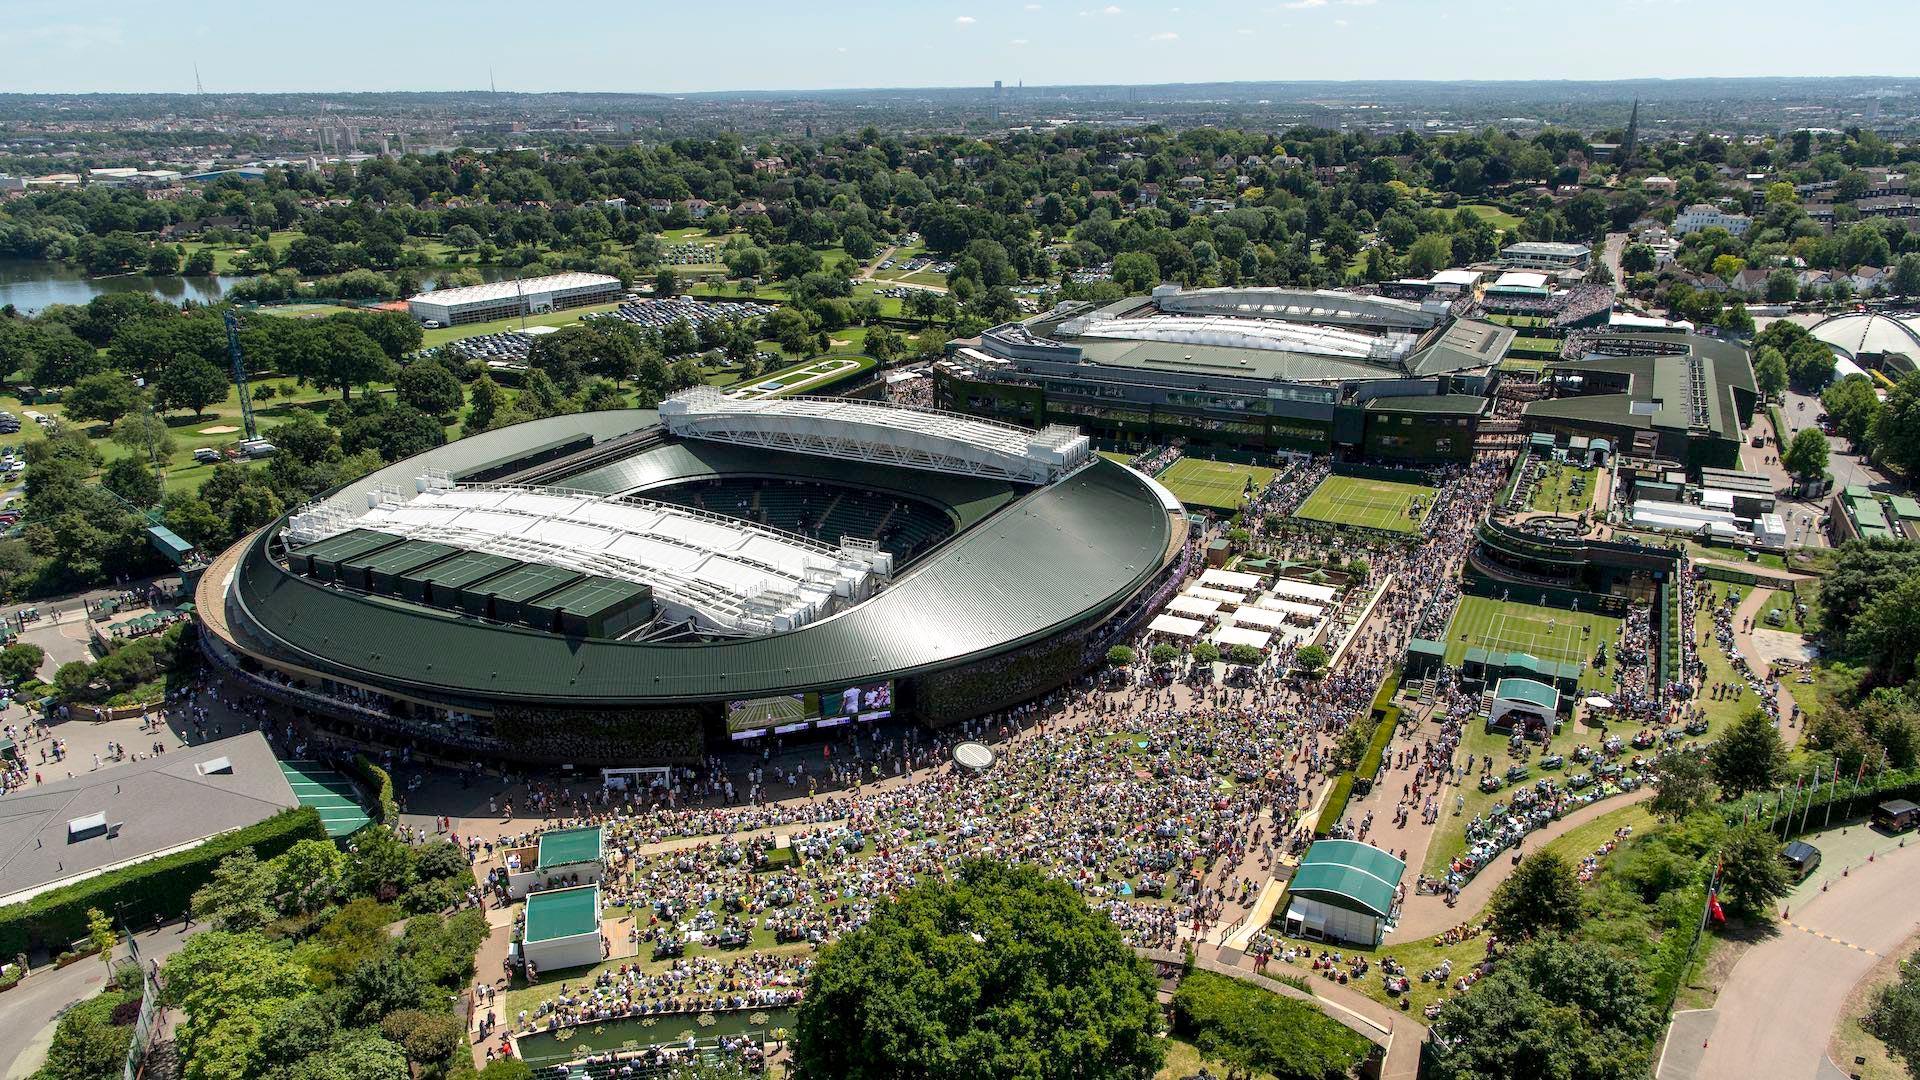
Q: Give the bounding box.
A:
[1709,708,1787,799]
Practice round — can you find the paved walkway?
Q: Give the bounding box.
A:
[1675,829,1920,1080]
[1393,786,1654,939]
[1728,587,1809,747]
[0,921,201,1079]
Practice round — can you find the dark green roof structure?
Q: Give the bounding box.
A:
[1522,334,1758,468]
[1289,840,1406,918]
[523,884,600,943]
[536,826,602,870]
[1495,678,1560,710]
[207,410,1182,757]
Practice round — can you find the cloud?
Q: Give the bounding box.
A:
[1340,0,1377,5]
[1334,16,1349,24]
[1102,3,1123,12]
[1282,0,1326,8]
[1025,2,1042,8]
[954,14,976,24]
[1149,30,1179,39]
[1235,26,1255,34]
[1010,37,1030,45]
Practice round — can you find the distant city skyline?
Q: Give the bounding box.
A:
[3,0,1919,95]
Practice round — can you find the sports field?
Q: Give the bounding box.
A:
[1158,458,1277,511]
[1441,595,1622,691]
[1291,474,1436,533]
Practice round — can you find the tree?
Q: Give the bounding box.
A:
[1105,645,1136,667]
[0,642,46,683]
[1427,937,1657,1080]
[86,907,116,968]
[1293,644,1330,677]
[1621,244,1656,275]
[112,411,176,465]
[62,372,143,425]
[1170,970,1371,1080]
[1849,572,1920,684]
[1406,233,1454,277]
[463,373,501,435]
[1651,751,1714,822]
[445,224,482,252]
[37,991,138,1080]
[1486,851,1583,941]
[1873,372,1920,479]
[1112,251,1160,293]
[1717,822,1791,919]
[1824,375,1883,447]
[395,360,463,419]
[102,457,162,508]
[191,849,280,932]
[1895,253,1920,298]
[1865,952,1920,1079]
[1709,708,1787,799]
[1192,642,1221,665]
[274,839,348,915]
[1765,268,1799,304]
[1780,427,1830,482]
[155,355,230,418]
[1754,346,1789,399]
[792,860,1164,1080]
[1226,643,1263,666]
[1149,643,1180,666]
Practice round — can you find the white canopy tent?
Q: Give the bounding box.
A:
[1199,568,1265,593]
[1231,606,1289,631]
[1258,597,1326,619]
[1148,614,1205,639]
[1185,587,1246,605]
[1268,578,1338,604]
[1166,595,1221,618]
[1209,626,1273,651]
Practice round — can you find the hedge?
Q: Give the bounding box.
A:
[1315,668,1402,837]
[0,807,325,956]
[348,754,399,828]
[1171,969,1374,1078]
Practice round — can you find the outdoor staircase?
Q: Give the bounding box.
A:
[1418,676,1436,707]
[1478,687,1497,716]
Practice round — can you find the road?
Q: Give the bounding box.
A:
[1603,232,1628,295]
[0,921,200,1079]
[1669,830,1920,1080]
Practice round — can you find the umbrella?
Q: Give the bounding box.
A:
[1584,696,1615,710]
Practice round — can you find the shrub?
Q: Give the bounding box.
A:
[1170,969,1372,1080]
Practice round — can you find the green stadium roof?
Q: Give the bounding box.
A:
[536,577,650,617]
[1526,335,1756,443]
[224,412,1176,705]
[1363,394,1488,416]
[1289,840,1406,918]
[407,549,521,590]
[293,528,402,563]
[537,826,602,869]
[344,539,460,578]
[481,563,582,604]
[1495,678,1560,710]
[524,884,600,943]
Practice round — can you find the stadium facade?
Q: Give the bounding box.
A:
[197,393,1186,766]
[935,286,1512,464]
[1521,333,1758,469]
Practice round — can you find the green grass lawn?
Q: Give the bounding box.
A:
[1509,335,1563,355]
[1158,458,1277,511]
[1292,474,1437,533]
[175,229,303,273]
[1527,463,1598,515]
[1447,203,1524,233]
[1441,595,1621,692]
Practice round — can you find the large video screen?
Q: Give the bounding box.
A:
[727,681,893,737]
[818,681,893,726]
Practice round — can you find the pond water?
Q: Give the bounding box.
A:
[0,260,247,313]
[0,261,518,314]
[514,1006,795,1067]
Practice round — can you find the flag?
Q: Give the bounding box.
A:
[1708,890,1726,924]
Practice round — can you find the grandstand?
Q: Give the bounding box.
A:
[937,285,1507,464]
[200,401,1186,765]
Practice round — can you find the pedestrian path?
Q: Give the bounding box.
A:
[278,759,372,837]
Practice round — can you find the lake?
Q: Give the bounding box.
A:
[0,260,248,313]
[0,261,516,314]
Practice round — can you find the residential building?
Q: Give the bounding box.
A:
[1674,204,1752,237]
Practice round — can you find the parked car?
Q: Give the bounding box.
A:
[193,447,222,464]
[1873,799,1920,834]
[1780,841,1821,882]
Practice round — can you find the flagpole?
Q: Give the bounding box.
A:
[1796,761,1820,835]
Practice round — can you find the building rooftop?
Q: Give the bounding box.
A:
[1495,677,1560,710]
[406,273,619,308]
[524,884,601,943]
[1289,839,1406,919]
[536,825,602,869]
[0,732,299,905]
[1502,242,1592,257]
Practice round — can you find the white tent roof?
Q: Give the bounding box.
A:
[1258,597,1326,619]
[1231,606,1289,630]
[1199,568,1265,592]
[1210,626,1273,651]
[1166,595,1221,618]
[1268,578,1338,603]
[1185,587,1246,605]
[1148,614,1205,639]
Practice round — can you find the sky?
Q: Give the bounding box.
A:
[2,0,1918,95]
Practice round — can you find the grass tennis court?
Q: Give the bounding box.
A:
[1441,595,1622,691]
[1291,474,1437,533]
[277,759,372,838]
[1157,458,1277,511]
[726,693,810,732]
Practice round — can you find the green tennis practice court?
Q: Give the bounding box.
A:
[1441,596,1622,691]
[1292,474,1437,533]
[1157,458,1277,511]
[277,759,372,838]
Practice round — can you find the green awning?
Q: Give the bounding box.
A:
[1495,677,1559,710]
[524,884,601,943]
[536,826,603,870]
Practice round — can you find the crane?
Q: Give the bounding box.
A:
[222,310,260,442]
